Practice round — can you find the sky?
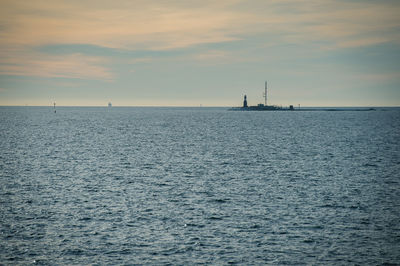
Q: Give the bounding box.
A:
[0,0,399,107]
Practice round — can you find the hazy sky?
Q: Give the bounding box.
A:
[0,0,399,106]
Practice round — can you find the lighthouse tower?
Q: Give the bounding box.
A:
[243,95,248,108]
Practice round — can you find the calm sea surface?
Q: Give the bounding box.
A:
[1,106,399,265]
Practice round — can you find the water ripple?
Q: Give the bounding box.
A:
[1,107,399,265]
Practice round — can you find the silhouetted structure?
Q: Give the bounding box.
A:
[230,81,376,111]
[231,81,283,111]
[264,81,267,106]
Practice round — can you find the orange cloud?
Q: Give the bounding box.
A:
[0,0,243,50]
[0,0,399,80]
[1,0,399,50]
[0,50,113,80]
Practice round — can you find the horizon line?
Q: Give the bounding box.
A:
[0,105,399,108]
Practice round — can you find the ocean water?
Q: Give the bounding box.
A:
[1,106,399,265]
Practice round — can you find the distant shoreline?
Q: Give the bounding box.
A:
[0,105,399,109]
[229,107,380,111]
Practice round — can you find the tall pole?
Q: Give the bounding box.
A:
[264,81,267,106]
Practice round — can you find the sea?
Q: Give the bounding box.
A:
[1,106,399,265]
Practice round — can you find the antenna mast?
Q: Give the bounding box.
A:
[264,81,268,106]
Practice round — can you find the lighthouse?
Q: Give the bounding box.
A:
[243,95,248,108]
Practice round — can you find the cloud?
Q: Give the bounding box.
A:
[0,0,399,80]
[0,49,113,80]
[355,72,400,83]
[1,0,396,51]
[0,0,243,50]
